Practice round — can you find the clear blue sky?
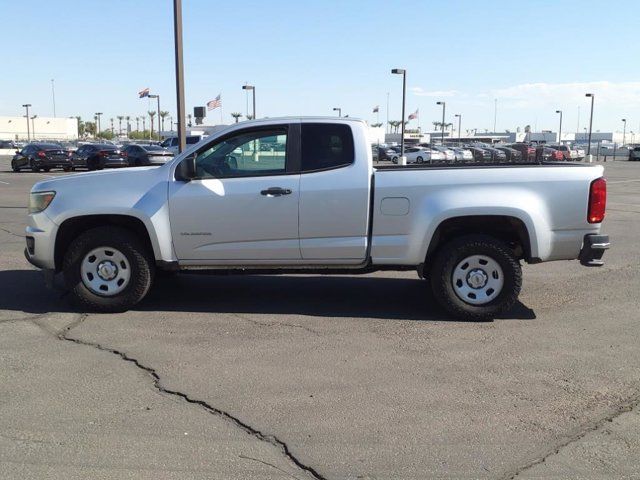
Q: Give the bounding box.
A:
[2,0,639,133]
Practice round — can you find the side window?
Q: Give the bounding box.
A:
[301,123,354,172]
[195,129,287,179]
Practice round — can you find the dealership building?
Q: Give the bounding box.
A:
[0,116,78,141]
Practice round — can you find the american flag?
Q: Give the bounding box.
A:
[207,94,222,111]
[408,108,419,120]
[373,105,379,113]
[138,87,150,98]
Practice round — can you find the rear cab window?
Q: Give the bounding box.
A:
[301,123,354,172]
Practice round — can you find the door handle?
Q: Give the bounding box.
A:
[260,187,292,196]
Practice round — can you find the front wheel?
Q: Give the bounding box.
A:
[30,159,40,172]
[429,234,522,321]
[63,226,154,312]
[416,156,424,164]
[11,160,19,172]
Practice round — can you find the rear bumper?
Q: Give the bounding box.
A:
[579,234,610,267]
[38,159,72,167]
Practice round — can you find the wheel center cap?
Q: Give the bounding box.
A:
[467,269,488,289]
[97,261,118,281]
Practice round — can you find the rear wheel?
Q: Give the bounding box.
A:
[416,156,424,164]
[63,226,154,312]
[429,234,522,321]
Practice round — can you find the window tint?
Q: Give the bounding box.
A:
[186,136,200,145]
[195,129,287,179]
[301,123,354,172]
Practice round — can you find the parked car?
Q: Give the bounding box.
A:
[629,146,640,161]
[571,145,586,161]
[465,145,492,162]
[536,146,564,162]
[71,143,128,170]
[470,143,507,162]
[547,144,572,161]
[429,145,456,161]
[11,142,72,172]
[25,117,609,321]
[0,140,18,150]
[495,146,522,162]
[403,146,445,164]
[450,147,474,162]
[122,144,174,166]
[506,143,537,162]
[161,135,205,155]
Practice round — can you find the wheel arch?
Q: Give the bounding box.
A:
[424,214,534,265]
[54,214,158,272]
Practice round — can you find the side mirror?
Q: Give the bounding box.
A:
[175,153,196,181]
[15,150,20,155]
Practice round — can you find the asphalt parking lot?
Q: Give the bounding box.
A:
[1,157,639,479]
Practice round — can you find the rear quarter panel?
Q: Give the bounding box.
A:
[371,165,605,265]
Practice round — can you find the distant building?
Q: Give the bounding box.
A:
[0,116,78,141]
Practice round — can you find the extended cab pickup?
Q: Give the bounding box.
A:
[25,118,610,320]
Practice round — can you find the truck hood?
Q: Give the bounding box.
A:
[31,166,165,193]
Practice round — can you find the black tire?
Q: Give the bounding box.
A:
[63,166,72,172]
[11,160,19,172]
[42,167,51,172]
[429,234,522,321]
[416,156,424,164]
[30,159,40,172]
[63,226,154,312]
[392,157,398,164]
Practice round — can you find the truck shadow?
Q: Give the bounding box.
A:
[0,269,536,322]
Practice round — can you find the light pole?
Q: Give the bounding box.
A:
[622,118,627,146]
[22,104,31,141]
[173,0,186,153]
[555,110,563,144]
[242,85,255,119]
[436,101,446,145]
[332,107,342,117]
[51,79,57,117]
[31,115,37,140]
[95,112,103,138]
[391,68,406,164]
[585,93,595,158]
[454,114,461,145]
[148,94,161,137]
[493,98,497,132]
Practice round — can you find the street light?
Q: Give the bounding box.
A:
[242,85,256,119]
[22,104,31,141]
[391,68,406,163]
[436,101,446,145]
[149,94,161,138]
[585,93,595,157]
[31,115,37,140]
[555,110,563,144]
[622,118,627,146]
[454,114,461,145]
[332,107,342,117]
[95,112,103,138]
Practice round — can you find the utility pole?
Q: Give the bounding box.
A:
[585,93,595,159]
[22,104,31,141]
[437,101,446,145]
[556,110,563,144]
[173,0,186,153]
[51,79,56,117]
[455,114,461,145]
[391,69,406,164]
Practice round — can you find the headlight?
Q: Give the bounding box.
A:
[29,191,56,214]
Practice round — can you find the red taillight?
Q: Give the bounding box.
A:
[588,177,606,223]
[121,151,128,158]
[37,151,46,158]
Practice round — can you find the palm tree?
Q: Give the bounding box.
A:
[148,111,156,138]
[125,116,131,137]
[117,116,124,136]
[246,114,254,120]
[135,116,140,131]
[371,123,383,128]
[159,111,169,132]
[230,112,242,123]
[432,121,443,131]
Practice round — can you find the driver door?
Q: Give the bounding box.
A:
[168,124,301,263]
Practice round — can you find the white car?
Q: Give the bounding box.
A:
[571,145,586,161]
[161,135,206,155]
[25,117,609,321]
[451,147,474,161]
[403,147,444,163]
[429,145,457,161]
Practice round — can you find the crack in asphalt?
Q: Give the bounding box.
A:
[501,392,640,479]
[55,314,326,480]
[0,226,23,238]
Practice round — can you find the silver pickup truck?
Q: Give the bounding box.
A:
[25,118,609,320]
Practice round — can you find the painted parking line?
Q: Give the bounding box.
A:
[0,180,9,185]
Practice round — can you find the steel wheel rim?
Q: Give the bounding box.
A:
[452,254,504,305]
[80,246,131,296]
